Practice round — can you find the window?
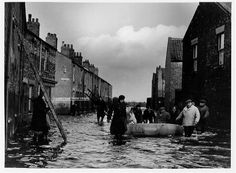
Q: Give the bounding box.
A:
[44,50,48,71]
[73,66,75,82]
[193,44,198,72]
[217,33,224,65]
[28,85,33,112]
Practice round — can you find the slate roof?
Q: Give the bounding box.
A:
[167,37,183,62]
[217,2,231,14]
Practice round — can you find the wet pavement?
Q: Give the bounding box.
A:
[5,113,231,168]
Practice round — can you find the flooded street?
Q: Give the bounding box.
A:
[6,113,231,168]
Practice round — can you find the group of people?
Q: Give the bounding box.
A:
[30,90,210,145]
[106,96,210,138]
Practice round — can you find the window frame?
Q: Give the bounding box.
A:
[217,32,225,66]
[192,44,198,72]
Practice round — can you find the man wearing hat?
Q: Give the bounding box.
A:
[110,95,127,142]
[197,99,210,133]
[143,105,155,123]
[176,99,200,137]
[155,107,171,123]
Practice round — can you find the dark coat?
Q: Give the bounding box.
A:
[143,109,155,123]
[31,96,49,132]
[110,102,127,135]
[96,99,107,116]
[170,109,181,124]
[134,108,143,123]
[156,110,171,123]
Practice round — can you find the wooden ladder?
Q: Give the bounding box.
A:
[16,28,67,143]
[26,53,67,143]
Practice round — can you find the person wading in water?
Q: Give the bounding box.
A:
[176,99,200,137]
[30,90,50,145]
[110,95,127,144]
[96,97,107,125]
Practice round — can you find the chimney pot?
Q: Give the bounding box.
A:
[28,14,32,22]
[80,52,82,56]
[36,18,39,23]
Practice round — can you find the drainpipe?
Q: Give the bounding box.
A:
[38,40,42,94]
[5,5,14,150]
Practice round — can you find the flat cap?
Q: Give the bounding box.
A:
[118,95,125,100]
[185,99,192,103]
[199,99,207,103]
[160,107,165,111]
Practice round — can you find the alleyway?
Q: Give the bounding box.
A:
[6,113,230,168]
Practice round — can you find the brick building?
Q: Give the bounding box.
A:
[151,66,165,110]
[23,14,57,119]
[51,50,73,114]
[5,2,26,144]
[164,37,183,111]
[52,42,112,115]
[182,2,231,128]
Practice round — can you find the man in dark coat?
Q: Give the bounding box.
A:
[170,105,181,124]
[155,107,171,123]
[197,99,210,133]
[143,106,155,123]
[133,105,143,123]
[31,90,50,145]
[110,95,127,140]
[96,97,107,125]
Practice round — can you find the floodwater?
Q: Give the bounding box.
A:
[5,113,231,168]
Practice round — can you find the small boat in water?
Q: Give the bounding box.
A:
[126,123,183,137]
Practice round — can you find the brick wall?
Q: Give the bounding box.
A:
[5,3,26,143]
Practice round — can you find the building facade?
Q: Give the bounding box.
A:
[23,14,57,122]
[51,42,112,115]
[182,2,231,128]
[164,37,183,111]
[5,2,26,144]
[151,66,165,110]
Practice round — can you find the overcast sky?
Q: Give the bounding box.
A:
[26,2,198,102]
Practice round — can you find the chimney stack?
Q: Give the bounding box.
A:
[27,14,40,37]
[46,32,58,50]
[28,14,32,22]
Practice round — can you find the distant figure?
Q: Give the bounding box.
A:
[176,99,200,137]
[170,105,181,124]
[31,90,50,145]
[127,107,137,124]
[143,106,155,123]
[96,97,107,124]
[110,95,127,141]
[197,99,210,133]
[133,105,143,123]
[156,107,171,123]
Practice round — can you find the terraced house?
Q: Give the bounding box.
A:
[182,2,231,128]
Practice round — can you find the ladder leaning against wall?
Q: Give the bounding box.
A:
[15,21,67,143]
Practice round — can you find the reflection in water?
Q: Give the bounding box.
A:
[5,114,231,168]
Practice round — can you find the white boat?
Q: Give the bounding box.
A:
[126,123,183,137]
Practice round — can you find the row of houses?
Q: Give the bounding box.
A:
[4,2,112,146]
[150,2,231,128]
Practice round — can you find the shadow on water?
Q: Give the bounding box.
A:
[5,127,67,168]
